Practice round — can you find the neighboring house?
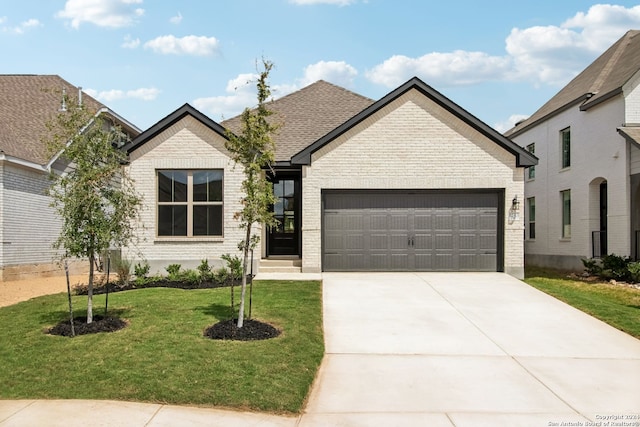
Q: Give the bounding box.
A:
[506,30,640,271]
[123,77,536,278]
[0,75,140,281]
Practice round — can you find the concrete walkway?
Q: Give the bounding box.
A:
[1,272,639,426]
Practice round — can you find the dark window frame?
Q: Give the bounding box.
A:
[561,189,571,239]
[561,128,571,169]
[157,169,224,237]
[526,143,535,180]
[527,197,536,239]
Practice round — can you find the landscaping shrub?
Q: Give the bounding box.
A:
[165,264,182,280]
[221,254,243,280]
[197,259,213,282]
[582,254,637,282]
[213,267,230,284]
[601,254,632,282]
[627,261,640,283]
[134,261,150,279]
[114,257,132,285]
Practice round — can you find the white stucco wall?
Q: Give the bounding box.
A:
[123,115,249,274]
[512,96,629,269]
[301,89,525,278]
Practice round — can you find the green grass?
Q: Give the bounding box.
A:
[524,267,640,339]
[0,280,323,414]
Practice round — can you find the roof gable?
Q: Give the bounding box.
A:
[222,80,373,162]
[123,103,228,154]
[506,30,640,137]
[292,77,537,167]
[0,75,112,165]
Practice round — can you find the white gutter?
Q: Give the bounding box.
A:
[0,152,48,173]
[44,107,141,171]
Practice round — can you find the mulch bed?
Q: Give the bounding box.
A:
[48,315,127,337]
[74,279,241,296]
[204,319,281,341]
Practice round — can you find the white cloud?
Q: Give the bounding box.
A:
[56,0,144,29]
[289,0,357,5]
[85,87,160,102]
[143,35,219,56]
[193,60,360,120]
[2,18,42,34]
[367,51,511,88]
[193,81,256,121]
[367,4,640,89]
[121,34,140,49]
[494,114,529,134]
[170,12,182,24]
[506,4,640,86]
[300,60,358,87]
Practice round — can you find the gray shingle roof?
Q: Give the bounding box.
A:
[617,126,640,145]
[221,80,374,162]
[506,30,640,138]
[0,75,103,165]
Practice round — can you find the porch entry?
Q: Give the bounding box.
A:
[267,173,301,256]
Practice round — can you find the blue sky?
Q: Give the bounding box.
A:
[2,1,640,132]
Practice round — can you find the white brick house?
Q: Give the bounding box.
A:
[124,77,535,278]
[506,30,640,270]
[0,75,140,281]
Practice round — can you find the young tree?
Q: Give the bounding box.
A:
[46,96,142,324]
[225,60,278,328]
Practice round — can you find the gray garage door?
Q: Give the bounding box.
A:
[323,191,502,272]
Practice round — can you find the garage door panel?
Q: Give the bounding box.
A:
[459,234,478,250]
[323,191,500,272]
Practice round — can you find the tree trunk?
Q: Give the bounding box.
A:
[236,224,252,328]
[87,253,94,324]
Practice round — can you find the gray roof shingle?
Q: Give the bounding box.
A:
[221,80,374,162]
[506,30,640,138]
[0,75,104,165]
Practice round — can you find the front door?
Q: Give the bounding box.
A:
[268,175,300,256]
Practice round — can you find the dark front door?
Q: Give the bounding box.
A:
[268,175,300,256]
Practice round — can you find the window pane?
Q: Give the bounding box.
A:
[562,129,571,168]
[284,180,294,197]
[158,205,187,236]
[530,223,536,239]
[274,199,284,216]
[158,171,187,202]
[528,198,535,222]
[193,205,223,236]
[193,170,223,202]
[274,181,284,197]
[562,190,571,238]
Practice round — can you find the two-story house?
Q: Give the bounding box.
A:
[506,30,640,270]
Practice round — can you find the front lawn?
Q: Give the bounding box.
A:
[0,280,323,414]
[524,267,640,339]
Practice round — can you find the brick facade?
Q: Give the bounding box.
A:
[123,115,249,274]
[301,89,525,277]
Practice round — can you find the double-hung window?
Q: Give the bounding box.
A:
[526,143,535,179]
[157,170,223,237]
[561,189,571,238]
[561,128,571,169]
[527,197,536,239]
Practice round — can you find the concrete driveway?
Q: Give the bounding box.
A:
[300,272,640,426]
